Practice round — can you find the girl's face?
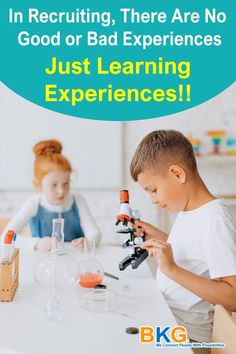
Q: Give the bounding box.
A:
[40,170,71,205]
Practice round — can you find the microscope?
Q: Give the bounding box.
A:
[115,190,148,271]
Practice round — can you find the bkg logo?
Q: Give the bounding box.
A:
[140,326,188,344]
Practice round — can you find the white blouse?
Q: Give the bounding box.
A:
[1,193,101,249]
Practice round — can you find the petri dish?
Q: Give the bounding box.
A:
[79,288,117,312]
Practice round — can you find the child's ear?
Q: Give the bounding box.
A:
[169,165,186,184]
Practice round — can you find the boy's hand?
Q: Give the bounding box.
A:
[35,237,52,252]
[132,220,168,242]
[141,239,177,277]
[71,237,85,249]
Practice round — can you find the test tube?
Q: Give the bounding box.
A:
[4,230,15,261]
[12,232,17,253]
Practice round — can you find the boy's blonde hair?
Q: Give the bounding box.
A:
[33,139,72,187]
[130,130,197,181]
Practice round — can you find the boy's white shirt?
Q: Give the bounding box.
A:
[1,193,101,249]
[156,199,236,342]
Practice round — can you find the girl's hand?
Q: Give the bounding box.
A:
[35,237,52,252]
[71,237,85,249]
[141,239,177,277]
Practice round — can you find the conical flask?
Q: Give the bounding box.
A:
[78,239,104,288]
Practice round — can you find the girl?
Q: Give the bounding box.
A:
[2,140,101,251]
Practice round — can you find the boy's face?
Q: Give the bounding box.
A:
[137,167,189,212]
[41,170,71,205]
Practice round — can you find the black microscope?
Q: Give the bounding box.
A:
[115,190,148,271]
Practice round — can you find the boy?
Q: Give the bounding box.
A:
[130,130,236,349]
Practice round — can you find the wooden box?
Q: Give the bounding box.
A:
[0,248,19,302]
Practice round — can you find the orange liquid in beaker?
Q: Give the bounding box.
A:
[79,274,103,288]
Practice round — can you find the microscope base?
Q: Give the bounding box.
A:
[119,249,148,271]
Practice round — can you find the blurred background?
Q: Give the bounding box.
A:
[0,82,236,242]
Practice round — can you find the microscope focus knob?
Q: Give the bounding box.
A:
[134,237,143,245]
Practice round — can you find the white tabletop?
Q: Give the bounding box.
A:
[0,242,193,354]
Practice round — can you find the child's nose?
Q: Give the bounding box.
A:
[151,196,160,205]
[57,185,64,195]
[152,200,160,205]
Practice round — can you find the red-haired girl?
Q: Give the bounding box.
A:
[3,140,101,251]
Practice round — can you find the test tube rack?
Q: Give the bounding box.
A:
[0,248,19,302]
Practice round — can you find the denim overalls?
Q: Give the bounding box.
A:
[29,199,84,242]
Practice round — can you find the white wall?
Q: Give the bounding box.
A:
[124,83,236,231]
[0,83,235,239]
[0,83,123,190]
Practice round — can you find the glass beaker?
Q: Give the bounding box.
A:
[77,239,104,288]
[51,218,65,254]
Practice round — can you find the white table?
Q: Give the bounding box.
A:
[0,242,193,354]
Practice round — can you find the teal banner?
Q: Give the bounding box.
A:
[0,1,235,120]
